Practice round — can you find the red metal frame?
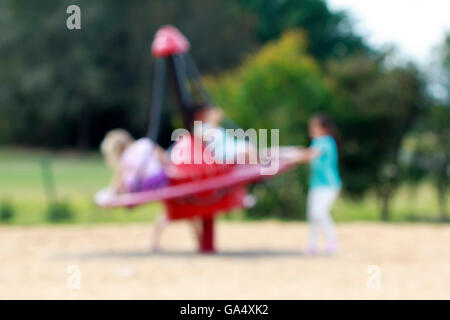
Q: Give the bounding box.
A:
[199,218,214,253]
[163,185,246,253]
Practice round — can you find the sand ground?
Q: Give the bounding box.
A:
[0,221,449,299]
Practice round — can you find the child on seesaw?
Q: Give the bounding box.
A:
[99,129,169,195]
[188,104,258,165]
[189,104,293,167]
[95,129,175,251]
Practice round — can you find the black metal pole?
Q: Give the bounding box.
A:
[147,58,167,140]
[168,54,194,129]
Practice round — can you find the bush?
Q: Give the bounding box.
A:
[46,202,74,223]
[248,167,309,220]
[0,201,15,223]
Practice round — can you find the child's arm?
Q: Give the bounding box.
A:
[110,169,128,194]
[155,145,170,166]
[295,147,321,163]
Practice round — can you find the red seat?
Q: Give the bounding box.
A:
[164,135,246,221]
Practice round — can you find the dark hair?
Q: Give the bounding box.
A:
[185,104,211,131]
[311,113,341,153]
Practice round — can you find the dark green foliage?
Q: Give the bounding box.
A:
[239,0,369,61]
[249,168,309,220]
[403,105,450,221]
[46,201,74,223]
[0,0,258,149]
[0,201,15,223]
[327,56,427,220]
[328,57,427,194]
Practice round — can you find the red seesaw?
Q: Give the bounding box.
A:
[96,25,302,253]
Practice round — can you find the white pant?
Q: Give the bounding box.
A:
[307,187,340,247]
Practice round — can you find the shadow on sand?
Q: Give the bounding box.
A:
[53,249,306,260]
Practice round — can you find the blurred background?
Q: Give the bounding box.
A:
[0,0,449,226]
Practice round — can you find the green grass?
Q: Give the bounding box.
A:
[0,148,162,225]
[333,183,447,222]
[0,148,447,225]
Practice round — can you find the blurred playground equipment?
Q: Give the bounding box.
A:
[96,25,303,253]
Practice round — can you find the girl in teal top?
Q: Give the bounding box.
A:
[297,114,342,255]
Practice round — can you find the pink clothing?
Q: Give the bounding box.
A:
[120,138,166,192]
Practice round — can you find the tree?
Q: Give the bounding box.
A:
[238,0,369,61]
[431,33,450,104]
[402,33,450,221]
[402,106,450,221]
[0,0,258,148]
[327,57,427,220]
